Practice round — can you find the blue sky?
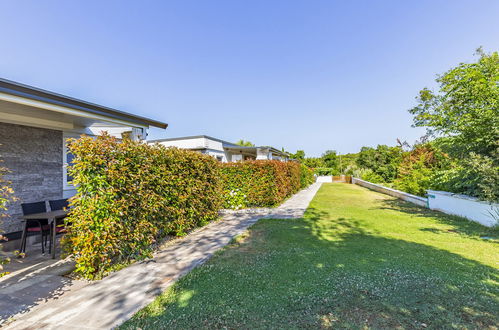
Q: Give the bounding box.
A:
[1,1,498,156]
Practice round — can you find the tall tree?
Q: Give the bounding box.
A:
[409,48,499,159]
[291,150,305,161]
[322,150,338,169]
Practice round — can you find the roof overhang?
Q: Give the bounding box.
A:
[0,78,168,130]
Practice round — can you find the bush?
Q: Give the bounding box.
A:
[221,161,313,208]
[360,169,385,184]
[0,150,16,277]
[63,135,223,279]
[314,167,339,176]
[432,153,499,203]
[300,164,315,189]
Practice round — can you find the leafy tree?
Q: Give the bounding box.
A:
[409,48,499,159]
[303,157,325,168]
[322,150,338,169]
[356,145,403,182]
[291,150,305,162]
[409,49,499,202]
[236,139,255,147]
[393,143,450,196]
[432,153,499,202]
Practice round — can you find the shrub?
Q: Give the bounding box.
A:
[0,150,16,277]
[314,167,339,176]
[221,161,313,208]
[360,169,385,184]
[63,135,222,279]
[432,153,499,203]
[300,164,315,189]
[393,143,450,197]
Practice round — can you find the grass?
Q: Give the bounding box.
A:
[121,183,499,329]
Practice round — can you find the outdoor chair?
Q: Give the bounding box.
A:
[20,201,50,254]
[48,198,70,252]
[49,198,69,211]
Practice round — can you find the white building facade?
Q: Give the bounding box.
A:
[149,135,289,163]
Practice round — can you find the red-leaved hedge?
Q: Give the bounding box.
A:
[220,160,314,208]
[63,135,222,279]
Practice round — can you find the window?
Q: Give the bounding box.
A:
[63,133,81,190]
[216,156,223,162]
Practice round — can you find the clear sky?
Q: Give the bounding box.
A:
[1,1,498,156]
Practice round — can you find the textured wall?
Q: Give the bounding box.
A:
[0,122,63,233]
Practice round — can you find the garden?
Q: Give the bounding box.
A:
[122,183,499,329]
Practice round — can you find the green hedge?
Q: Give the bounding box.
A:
[63,135,222,279]
[221,161,315,208]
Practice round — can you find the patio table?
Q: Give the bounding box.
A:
[21,209,69,259]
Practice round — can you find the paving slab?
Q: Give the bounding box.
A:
[2,183,322,329]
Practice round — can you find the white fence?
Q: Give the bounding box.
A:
[351,177,427,207]
[427,190,498,227]
[351,177,498,227]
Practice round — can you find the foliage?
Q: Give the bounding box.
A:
[223,188,248,210]
[409,48,499,159]
[290,150,305,162]
[338,153,358,173]
[356,145,403,182]
[393,143,450,196]
[314,167,339,176]
[432,153,499,203]
[123,184,499,329]
[0,149,16,277]
[220,161,313,208]
[63,135,223,279]
[299,164,315,189]
[302,157,325,168]
[321,150,338,169]
[360,168,385,184]
[235,139,255,147]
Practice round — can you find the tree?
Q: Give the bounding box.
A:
[356,145,403,182]
[291,150,305,162]
[321,150,338,169]
[303,157,325,168]
[409,48,499,159]
[235,139,255,147]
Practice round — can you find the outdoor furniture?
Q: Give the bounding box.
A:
[21,209,69,259]
[20,202,51,254]
[49,198,69,211]
[48,198,70,250]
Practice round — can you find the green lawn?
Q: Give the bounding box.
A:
[122,183,499,329]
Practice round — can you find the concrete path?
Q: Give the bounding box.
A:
[3,183,322,330]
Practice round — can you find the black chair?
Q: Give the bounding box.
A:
[20,201,50,254]
[49,198,69,211]
[48,198,70,251]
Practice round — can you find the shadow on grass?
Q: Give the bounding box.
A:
[376,198,498,239]
[122,206,499,329]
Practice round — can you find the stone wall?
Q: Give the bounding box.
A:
[0,122,63,233]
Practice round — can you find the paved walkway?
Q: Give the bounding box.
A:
[3,183,322,329]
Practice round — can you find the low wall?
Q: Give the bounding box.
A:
[316,176,332,183]
[352,177,427,207]
[427,190,498,227]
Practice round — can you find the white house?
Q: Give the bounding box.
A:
[149,135,289,162]
[0,78,167,235]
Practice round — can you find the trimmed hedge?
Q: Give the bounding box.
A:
[221,161,315,208]
[63,135,222,279]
